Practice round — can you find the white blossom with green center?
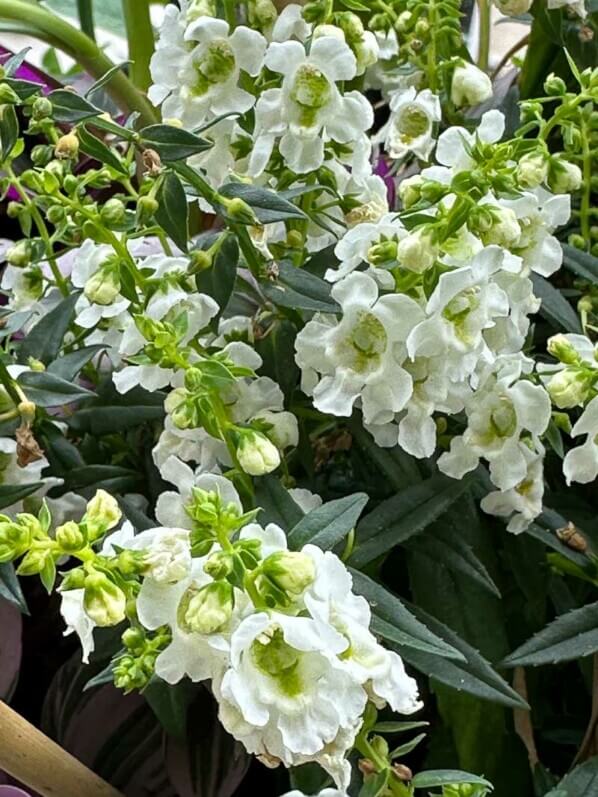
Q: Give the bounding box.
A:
[149,14,266,129]
[377,87,441,162]
[295,271,424,425]
[249,35,373,175]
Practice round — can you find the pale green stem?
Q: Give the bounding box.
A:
[477,0,491,72]
[0,0,157,124]
[122,0,154,92]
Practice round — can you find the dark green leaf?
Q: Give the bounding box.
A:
[562,243,598,282]
[0,482,44,511]
[373,721,429,734]
[255,319,299,404]
[531,273,582,333]
[396,602,529,709]
[47,345,105,381]
[86,61,131,103]
[551,757,598,796]
[140,124,212,162]
[19,292,80,364]
[349,420,422,490]
[5,78,43,100]
[0,104,18,162]
[155,171,189,252]
[196,234,238,316]
[83,659,116,691]
[18,371,95,407]
[254,476,304,529]
[68,404,165,434]
[0,563,28,613]
[78,125,128,175]
[351,571,464,660]
[349,474,473,568]
[62,465,141,493]
[48,89,101,123]
[287,492,368,551]
[261,261,340,314]
[502,601,598,667]
[144,677,196,740]
[218,183,307,224]
[412,770,493,789]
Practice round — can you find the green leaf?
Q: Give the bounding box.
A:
[406,525,501,598]
[261,261,340,314]
[255,319,299,403]
[0,482,44,511]
[396,602,529,710]
[254,476,304,529]
[412,770,493,789]
[18,371,95,407]
[502,600,598,668]
[351,571,464,660]
[3,47,31,76]
[0,563,28,613]
[287,492,368,551]
[0,104,18,162]
[140,124,212,162]
[47,345,105,381]
[195,234,239,316]
[78,125,128,175]
[85,61,131,103]
[155,171,189,252]
[48,89,101,123]
[531,273,583,333]
[562,243,598,282]
[389,732,426,758]
[19,292,80,364]
[359,770,389,797]
[62,464,141,493]
[218,183,307,224]
[551,757,598,796]
[144,677,196,740]
[373,721,429,734]
[5,78,43,101]
[349,420,422,490]
[349,474,473,568]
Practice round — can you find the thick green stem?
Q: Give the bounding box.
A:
[122,0,154,92]
[477,0,491,72]
[580,112,592,248]
[0,0,157,124]
[76,0,95,41]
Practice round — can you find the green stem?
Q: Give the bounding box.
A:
[580,111,592,248]
[477,0,491,72]
[223,0,237,28]
[427,0,438,92]
[76,0,95,41]
[122,0,154,92]
[0,0,157,124]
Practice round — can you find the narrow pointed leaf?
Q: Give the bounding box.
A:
[287,492,368,551]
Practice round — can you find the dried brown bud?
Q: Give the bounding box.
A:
[579,25,594,43]
[392,764,413,782]
[557,522,588,553]
[16,423,44,467]
[143,148,162,176]
[358,759,377,777]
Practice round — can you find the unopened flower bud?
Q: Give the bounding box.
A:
[31,96,53,120]
[0,83,20,105]
[204,550,234,580]
[398,175,424,209]
[368,239,398,265]
[7,240,31,268]
[302,0,334,25]
[122,626,145,651]
[84,571,127,626]
[0,518,32,563]
[262,550,316,596]
[548,158,583,194]
[249,0,277,28]
[547,369,590,409]
[548,334,580,365]
[397,228,438,272]
[252,410,299,450]
[482,206,521,248]
[100,197,127,227]
[189,249,212,273]
[544,73,567,96]
[84,262,121,305]
[17,543,54,576]
[60,566,86,590]
[313,24,345,42]
[55,521,86,553]
[177,581,234,635]
[451,62,493,107]
[237,430,281,476]
[223,196,261,226]
[137,195,159,224]
[494,0,532,14]
[54,133,79,160]
[31,144,53,166]
[517,152,548,189]
[84,489,122,540]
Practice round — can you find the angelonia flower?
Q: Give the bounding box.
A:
[451,61,493,107]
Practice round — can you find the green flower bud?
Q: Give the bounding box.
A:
[136,195,159,225]
[396,10,413,31]
[54,133,79,160]
[84,489,122,541]
[83,571,127,626]
[17,543,54,576]
[47,205,66,225]
[0,83,20,105]
[6,201,21,219]
[55,521,86,553]
[517,152,548,189]
[60,566,86,590]
[337,11,364,42]
[122,626,146,652]
[32,96,53,120]
[543,73,567,96]
[368,239,398,266]
[223,196,261,226]
[189,249,212,273]
[302,0,333,24]
[568,233,586,250]
[100,198,127,227]
[177,581,234,635]
[398,175,424,209]
[481,206,521,248]
[248,0,277,28]
[0,518,32,563]
[548,369,591,409]
[116,549,146,577]
[548,334,581,365]
[204,550,235,580]
[236,430,281,476]
[30,144,53,167]
[261,550,316,596]
[7,240,31,268]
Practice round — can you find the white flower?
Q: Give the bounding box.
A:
[249,36,373,175]
[150,13,267,128]
[328,213,407,287]
[377,88,441,162]
[563,396,598,485]
[215,611,366,778]
[481,440,545,533]
[289,488,323,514]
[282,791,347,797]
[60,589,96,663]
[451,62,493,107]
[272,3,310,43]
[436,110,505,173]
[295,272,424,425]
[549,158,583,194]
[253,410,299,450]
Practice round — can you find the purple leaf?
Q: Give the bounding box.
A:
[0,599,22,701]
